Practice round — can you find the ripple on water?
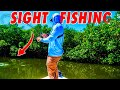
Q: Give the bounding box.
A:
[0,63,9,67]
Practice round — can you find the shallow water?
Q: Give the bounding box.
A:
[0,57,120,79]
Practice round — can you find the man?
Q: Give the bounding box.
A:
[36,13,64,79]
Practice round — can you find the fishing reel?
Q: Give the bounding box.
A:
[40,33,49,38]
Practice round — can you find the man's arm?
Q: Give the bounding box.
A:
[40,25,62,43]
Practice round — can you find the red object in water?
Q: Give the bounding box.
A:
[17,33,34,56]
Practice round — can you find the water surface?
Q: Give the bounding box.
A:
[0,57,120,79]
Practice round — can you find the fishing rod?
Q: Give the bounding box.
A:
[16,18,44,38]
[0,14,42,35]
[0,13,44,38]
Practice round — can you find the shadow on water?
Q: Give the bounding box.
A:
[0,57,120,79]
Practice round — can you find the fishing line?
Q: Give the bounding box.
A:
[0,13,45,33]
[0,13,44,43]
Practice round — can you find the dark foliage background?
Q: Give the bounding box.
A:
[0,11,120,65]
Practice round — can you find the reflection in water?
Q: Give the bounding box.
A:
[0,57,120,79]
[59,61,120,79]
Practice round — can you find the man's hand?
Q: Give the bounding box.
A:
[36,37,42,42]
[41,33,49,38]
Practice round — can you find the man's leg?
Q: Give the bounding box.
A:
[46,56,61,79]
